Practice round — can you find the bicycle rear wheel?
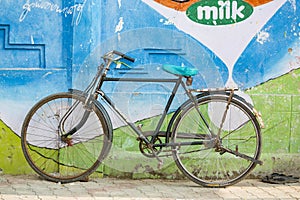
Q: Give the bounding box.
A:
[21,92,112,183]
[171,94,261,187]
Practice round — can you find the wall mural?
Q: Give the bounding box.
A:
[0,0,299,174]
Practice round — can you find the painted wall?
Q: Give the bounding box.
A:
[0,0,299,177]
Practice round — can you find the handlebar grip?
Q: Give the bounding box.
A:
[113,50,135,62]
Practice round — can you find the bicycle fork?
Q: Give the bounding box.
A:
[58,95,93,146]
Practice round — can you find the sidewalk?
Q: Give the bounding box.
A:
[0,175,299,200]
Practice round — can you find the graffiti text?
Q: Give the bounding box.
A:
[19,0,87,25]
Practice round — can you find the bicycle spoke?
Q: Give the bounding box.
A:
[21,92,111,183]
[171,94,261,187]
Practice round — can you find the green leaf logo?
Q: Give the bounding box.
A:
[186,0,254,25]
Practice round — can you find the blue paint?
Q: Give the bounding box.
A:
[233,1,300,89]
[0,24,45,69]
[3,0,297,130]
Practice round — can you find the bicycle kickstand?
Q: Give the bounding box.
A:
[150,146,164,169]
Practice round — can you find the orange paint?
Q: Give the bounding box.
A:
[244,0,273,6]
[154,0,273,11]
[154,0,198,11]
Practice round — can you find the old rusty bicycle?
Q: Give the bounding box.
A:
[21,50,263,187]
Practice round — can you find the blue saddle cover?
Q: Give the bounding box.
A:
[162,64,198,77]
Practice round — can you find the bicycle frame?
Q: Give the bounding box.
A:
[96,75,192,145]
[60,51,212,150]
[61,50,258,156]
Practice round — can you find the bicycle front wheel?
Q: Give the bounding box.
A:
[21,92,112,183]
[171,94,261,187]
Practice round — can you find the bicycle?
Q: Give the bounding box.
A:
[21,50,264,187]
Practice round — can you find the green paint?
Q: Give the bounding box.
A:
[0,120,33,174]
[186,0,253,26]
[247,69,300,95]
[246,68,300,155]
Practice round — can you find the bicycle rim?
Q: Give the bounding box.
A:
[171,95,261,187]
[21,92,111,183]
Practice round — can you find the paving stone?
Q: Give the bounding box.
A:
[0,175,299,200]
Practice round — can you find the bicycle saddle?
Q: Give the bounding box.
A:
[162,64,198,77]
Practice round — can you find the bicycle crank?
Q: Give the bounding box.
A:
[139,136,163,158]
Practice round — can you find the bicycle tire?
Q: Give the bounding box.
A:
[21,91,112,183]
[171,94,261,187]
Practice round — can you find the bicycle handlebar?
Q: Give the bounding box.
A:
[112,50,135,63]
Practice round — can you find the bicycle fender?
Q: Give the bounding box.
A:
[68,89,114,143]
[166,90,263,141]
[200,91,264,128]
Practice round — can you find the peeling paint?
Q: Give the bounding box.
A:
[42,72,52,78]
[256,30,270,44]
[159,18,174,25]
[115,17,124,33]
[30,35,34,44]
[288,0,296,12]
